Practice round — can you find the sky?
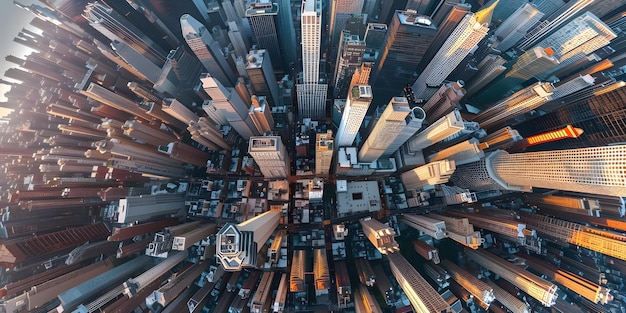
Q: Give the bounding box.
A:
[0,0,40,117]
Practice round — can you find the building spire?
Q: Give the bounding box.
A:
[474,0,499,26]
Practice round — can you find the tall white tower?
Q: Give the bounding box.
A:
[411,1,497,99]
[297,0,328,119]
[451,145,626,197]
[358,97,411,163]
[336,85,373,147]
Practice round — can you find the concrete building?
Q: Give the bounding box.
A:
[396,110,465,170]
[333,31,366,99]
[248,136,289,178]
[216,209,281,271]
[329,0,365,49]
[181,14,236,87]
[401,160,456,191]
[296,0,328,119]
[370,10,437,103]
[450,145,626,196]
[315,130,334,175]
[473,82,554,131]
[359,97,411,163]
[411,1,497,99]
[248,96,275,134]
[200,74,257,138]
[246,49,280,106]
[359,217,399,254]
[495,3,545,52]
[246,2,283,72]
[336,85,372,147]
[337,181,381,216]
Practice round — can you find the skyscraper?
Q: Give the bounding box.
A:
[450,145,626,196]
[83,2,169,67]
[216,209,281,271]
[370,10,437,103]
[329,0,365,48]
[248,136,289,178]
[336,85,373,147]
[516,0,595,51]
[358,97,411,162]
[333,31,366,99]
[315,130,334,175]
[418,0,471,72]
[297,0,328,119]
[411,1,497,99]
[473,82,554,131]
[246,2,283,72]
[472,47,559,104]
[422,81,466,123]
[276,0,298,68]
[401,160,456,190]
[494,3,544,52]
[516,84,626,150]
[248,95,275,134]
[181,14,237,87]
[246,49,280,106]
[200,74,257,138]
[532,12,616,79]
[464,55,506,98]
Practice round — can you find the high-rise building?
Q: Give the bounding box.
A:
[246,2,283,72]
[428,136,484,164]
[516,84,626,150]
[200,74,257,138]
[329,0,365,49]
[246,49,280,106]
[422,80,465,123]
[450,145,626,196]
[248,136,289,178]
[495,3,544,52]
[411,1,497,99]
[385,107,426,158]
[418,0,471,72]
[227,21,250,58]
[333,31,366,99]
[516,0,596,51]
[83,2,169,67]
[473,82,554,131]
[315,130,334,175]
[364,23,387,50]
[472,47,559,104]
[370,10,437,102]
[359,217,400,254]
[336,85,373,147]
[216,209,281,271]
[397,110,466,168]
[358,97,411,163]
[401,160,456,190]
[464,55,506,98]
[297,0,328,119]
[248,95,275,134]
[276,0,298,68]
[180,14,237,87]
[532,12,617,79]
